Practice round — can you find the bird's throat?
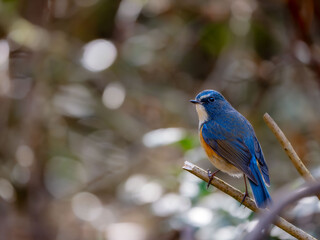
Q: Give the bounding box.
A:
[196,104,209,127]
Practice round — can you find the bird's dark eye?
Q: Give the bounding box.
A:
[208,97,215,102]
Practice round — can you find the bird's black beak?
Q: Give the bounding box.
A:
[190,99,200,104]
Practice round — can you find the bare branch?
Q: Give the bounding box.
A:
[182,161,317,240]
[263,113,320,200]
[183,161,258,211]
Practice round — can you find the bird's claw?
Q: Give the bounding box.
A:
[206,169,213,189]
[240,191,249,207]
[206,169,219,189]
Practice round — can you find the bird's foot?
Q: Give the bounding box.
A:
[240,191,249,206]
[206,169,220,189]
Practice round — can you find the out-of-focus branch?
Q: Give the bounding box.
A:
[182,161,317,240]
[246,181,320,240]
[263,113,320,200]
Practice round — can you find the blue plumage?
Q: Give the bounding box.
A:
[248,158,271,208]
[191,90,272,208]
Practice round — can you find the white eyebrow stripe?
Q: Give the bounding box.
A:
[199,93,211,100]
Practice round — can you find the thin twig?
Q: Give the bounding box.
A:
[263,113,320,200]
[263,113,315,181]
[182,161,317,240]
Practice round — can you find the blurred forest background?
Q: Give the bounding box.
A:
[0,0,320,239]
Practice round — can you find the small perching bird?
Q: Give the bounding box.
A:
[190,90,272,208]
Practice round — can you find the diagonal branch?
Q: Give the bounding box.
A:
[182,161,317,240]
[263,113,320,200]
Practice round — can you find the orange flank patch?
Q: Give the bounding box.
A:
[200,127,220,160]
[199,125,242,177]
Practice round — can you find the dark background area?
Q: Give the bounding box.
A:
[0,0,320,239]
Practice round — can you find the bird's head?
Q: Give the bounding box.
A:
[190,90,230,125]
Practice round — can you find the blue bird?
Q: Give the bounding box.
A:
[190,90,271,208]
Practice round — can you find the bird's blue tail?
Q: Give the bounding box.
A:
[248,159,272,208]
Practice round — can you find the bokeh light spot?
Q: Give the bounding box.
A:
[122,175,163,204]
[81,39,117,72]
[102,82,126,109]
[179,181,199,198]
[0,179,15,202]
[143,128,186,147]
[117,0,144,22]
[16,145,34,167]
[214,226,238,240]
[152,193,191,217]
[139,182,163,203]
[230,0,253,21]
[91,207,115,231]
[0,40,9,67]
[9,19,49,50]
[72,192,102,221]
[186,207,213,227]
[106,222,147,240]
[294,41,311,64]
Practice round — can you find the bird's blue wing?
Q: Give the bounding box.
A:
[254,136,270,186]
[202,121,258,185]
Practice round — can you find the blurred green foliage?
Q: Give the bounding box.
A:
[251,22,279,59]
[200,22,230,56]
